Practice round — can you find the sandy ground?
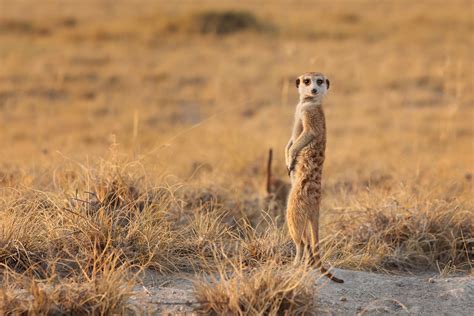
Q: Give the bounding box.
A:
[313,269,473,315]
[128,269,474,315]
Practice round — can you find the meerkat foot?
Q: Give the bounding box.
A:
[293,243,304,265]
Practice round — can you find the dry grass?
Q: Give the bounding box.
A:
[194,261,315,315]
[0,250,133,315]
[0,0,473,313]
[328,194,474,272]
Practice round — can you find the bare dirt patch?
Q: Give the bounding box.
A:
[129,269,474,315]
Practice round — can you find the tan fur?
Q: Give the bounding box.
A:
[285,72,343,283]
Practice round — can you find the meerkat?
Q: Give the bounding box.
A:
[264,148,291,221]
[285,72,343,283]
[266,148,290,204]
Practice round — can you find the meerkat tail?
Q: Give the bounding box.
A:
[308,221,344,284]
[309,245,344,283]
[266,148,273,194]
[319,264,344,283]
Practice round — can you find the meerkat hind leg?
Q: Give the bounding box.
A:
[293,242,304,265]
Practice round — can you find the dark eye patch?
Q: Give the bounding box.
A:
[316,79,324,85]
[303,79,311,85]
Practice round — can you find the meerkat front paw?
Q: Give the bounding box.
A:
[287,159,296,176]
[285,142,293,167]
[286,158,292,172]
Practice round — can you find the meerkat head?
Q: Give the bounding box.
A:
[295,72,330,102]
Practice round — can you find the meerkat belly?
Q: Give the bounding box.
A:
[291,142,325,199]
[294,141,325,177]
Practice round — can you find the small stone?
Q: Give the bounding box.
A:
[428,278,435,283]
[340,296,347,302]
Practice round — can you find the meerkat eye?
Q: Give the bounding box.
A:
[316,79,324,85]
[303,79,311,85]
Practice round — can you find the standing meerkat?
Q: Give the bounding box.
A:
[285,72,343,283]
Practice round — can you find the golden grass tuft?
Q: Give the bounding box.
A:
[0,251,133,315]
[326,191,474,272]
[194,260,315,315]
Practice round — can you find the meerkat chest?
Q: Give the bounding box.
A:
[298,105,327,162]
[291,108,304,140]
[294,104,326,139]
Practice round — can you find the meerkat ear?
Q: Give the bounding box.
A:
[296,78,300,88]
[326,79,330,89]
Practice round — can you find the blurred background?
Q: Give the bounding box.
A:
[0,0,472,193]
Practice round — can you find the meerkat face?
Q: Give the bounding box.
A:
[295,72,330,101]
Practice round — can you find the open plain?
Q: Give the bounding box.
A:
[0,0,473,314]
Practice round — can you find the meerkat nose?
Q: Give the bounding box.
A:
[311,88,318,94]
